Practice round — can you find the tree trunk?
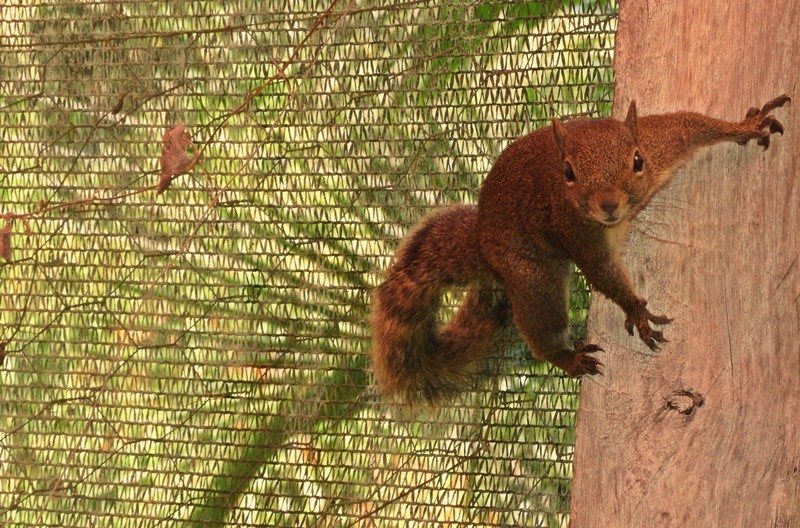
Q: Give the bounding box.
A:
[570,1,800,527]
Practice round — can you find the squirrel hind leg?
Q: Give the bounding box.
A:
[498,258,602,377]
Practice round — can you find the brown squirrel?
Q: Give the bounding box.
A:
[371,95,790,405]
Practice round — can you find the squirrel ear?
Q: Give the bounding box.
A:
[624,100,638,140]
[551,118,567,157]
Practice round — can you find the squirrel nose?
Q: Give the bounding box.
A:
[600,199,619,215]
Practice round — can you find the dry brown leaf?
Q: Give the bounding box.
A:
[0,224,12,261]
[158,123,198,194]
[110,91,128,115]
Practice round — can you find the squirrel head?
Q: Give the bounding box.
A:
[551,101,650,227]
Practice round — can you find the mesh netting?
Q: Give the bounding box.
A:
[0,1,616,526]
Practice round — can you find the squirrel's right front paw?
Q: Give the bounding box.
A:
[624,301,672,351]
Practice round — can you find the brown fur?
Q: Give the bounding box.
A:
[371,206,509,404]
[372,95,790,405]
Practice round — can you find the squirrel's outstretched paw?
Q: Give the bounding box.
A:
[738,94,791,149]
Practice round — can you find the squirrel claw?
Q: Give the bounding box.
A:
[647,311,673,325]
[639,325,668,351]
[645,332,668,351]
[625,302,672,351]
[571,346,604,377]
[745,106,760,119]
[757,115,784,149]
[765,116,785,135]
[759,94,791,114]
[624,318,635,336]
[739,94,790,149]
[577,343,604,354]
[547,343,604,377]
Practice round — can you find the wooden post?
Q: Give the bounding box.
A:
[570,1,799,526]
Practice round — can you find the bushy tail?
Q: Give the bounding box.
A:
[371,205,509,405]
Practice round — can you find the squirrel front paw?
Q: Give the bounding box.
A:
[624,300,672,351]
[546,342,604,377]
[736,94,791,149]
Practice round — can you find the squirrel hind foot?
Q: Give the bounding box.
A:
[545,344,604,377]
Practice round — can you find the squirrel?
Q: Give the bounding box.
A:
[371,94,790,405]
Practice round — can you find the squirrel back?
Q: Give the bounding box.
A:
[371,205,508,404]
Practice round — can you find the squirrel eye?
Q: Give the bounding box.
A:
[564,162,576,184]
[633,151,644,172]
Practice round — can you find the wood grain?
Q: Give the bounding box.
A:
[570,1,800,526]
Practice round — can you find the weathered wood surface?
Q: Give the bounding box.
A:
[570,1,799,527]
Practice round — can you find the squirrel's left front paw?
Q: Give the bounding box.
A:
[624,302,672,351]
[737,94,791,149]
